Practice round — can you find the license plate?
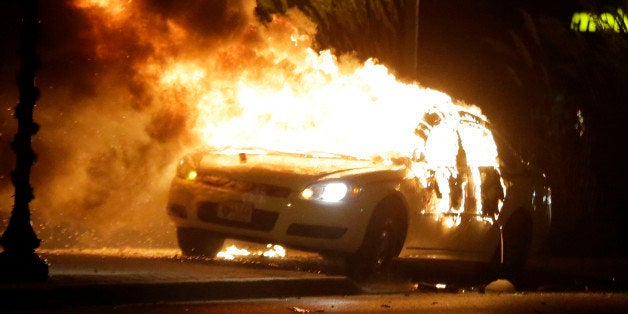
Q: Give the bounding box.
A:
[217,201,254,223]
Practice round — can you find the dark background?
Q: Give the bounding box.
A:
[416,0,627,256]
[418,1,627,256]
[1,0,626,256]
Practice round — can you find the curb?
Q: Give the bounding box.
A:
[0,277,361,309]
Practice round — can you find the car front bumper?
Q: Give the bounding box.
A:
[166,177,373,254]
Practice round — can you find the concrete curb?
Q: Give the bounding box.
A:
[0,277,360,309]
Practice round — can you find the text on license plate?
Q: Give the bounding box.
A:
[217,201,254,223]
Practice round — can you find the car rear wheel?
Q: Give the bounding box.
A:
[497,209,532,288]
[345,204,405,280]
[176,227,225,258]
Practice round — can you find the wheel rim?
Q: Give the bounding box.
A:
[374,219,395,268]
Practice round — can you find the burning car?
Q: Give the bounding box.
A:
[166,106,551,281]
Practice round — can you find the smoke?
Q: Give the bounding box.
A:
[1,0,259,248]
[145,0,251,39]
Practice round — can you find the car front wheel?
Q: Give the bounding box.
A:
[176,227,225,258]
[345,205,405,280]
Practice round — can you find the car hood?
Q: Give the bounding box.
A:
[195,150,406,189]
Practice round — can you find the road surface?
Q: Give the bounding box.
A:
[0,241,626,312]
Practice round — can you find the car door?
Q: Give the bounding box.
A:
[403,118,467,258]
[447,121,502,260]
[402,114,501,261]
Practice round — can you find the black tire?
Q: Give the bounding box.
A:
[498,209,532,288]
[345,202,405,280]
[176,227,225,258]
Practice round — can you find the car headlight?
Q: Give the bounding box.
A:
[301,181,360,202]
[176,157,198,180]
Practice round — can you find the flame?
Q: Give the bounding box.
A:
[216,244,285,260]
[73,0,506,252]
[73,0,487,159]
[216,245,251,260]
[263,244,287,258]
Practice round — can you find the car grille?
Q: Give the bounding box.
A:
[196,202,278,232]
[198,175,291,198]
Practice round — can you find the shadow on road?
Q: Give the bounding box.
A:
[186,243,628,294]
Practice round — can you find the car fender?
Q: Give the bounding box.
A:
[356,179,411,243]
[497,179,551,254]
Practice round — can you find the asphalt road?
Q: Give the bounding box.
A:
[64,293,628,313]
[1,242,627,312]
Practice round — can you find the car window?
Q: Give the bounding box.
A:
[416,116,505,217]
[491,132,527,175]
[424,122,459,167]
[457,122,499,167]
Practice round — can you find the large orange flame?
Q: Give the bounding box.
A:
[71,0,503,254]
[73,0,490,159]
